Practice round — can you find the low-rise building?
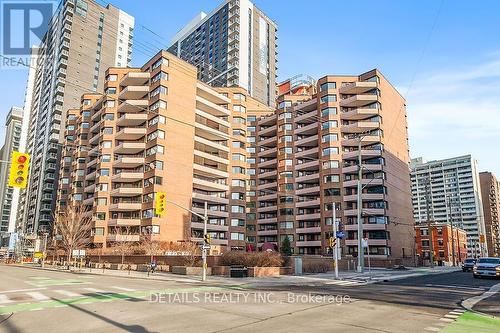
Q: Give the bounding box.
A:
[415,223,468,266]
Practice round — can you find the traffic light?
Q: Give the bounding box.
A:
[155,191,166,216]
[328,236,337,248]
[204,234,212,245]
[8,151,30,189]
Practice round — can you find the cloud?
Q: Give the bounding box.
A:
[406,56,500,174]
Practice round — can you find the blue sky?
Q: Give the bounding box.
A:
[1,0,499,175]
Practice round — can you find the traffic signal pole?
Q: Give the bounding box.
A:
[202,201,208,282]
[333,203,339,279]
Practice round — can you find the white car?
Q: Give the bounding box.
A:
[473,257,500,279]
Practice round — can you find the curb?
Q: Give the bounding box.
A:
[461,282,500,319]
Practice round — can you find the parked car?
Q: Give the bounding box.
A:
[462,258,476,272]
[473,257,500,279]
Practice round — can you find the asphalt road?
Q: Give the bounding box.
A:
[0,265,498,333]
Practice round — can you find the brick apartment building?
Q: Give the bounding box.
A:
[415,223,468,266]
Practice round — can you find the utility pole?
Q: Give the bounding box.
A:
[202,201,208,282]
[356,138,364,273]
[447,196,456,266]
[424,179,434,268]
[332,202,339,279]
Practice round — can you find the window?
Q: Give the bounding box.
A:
[147,130,165,141]
[151,71,168,83]
[231,193,244,200]
[233,117,246,124]
[323,160,340,169]
[98,169,109,176]
[232,141,245,148]
[320,82,336,91]
[146,145,164,156]
[232,179,245,187]
[280,147,293,154]
[247,126,256,132]
[103,113,114,121]
[101,154,111,162]
[280,135,292,143]
[233,105,246,113]
[278,101,292,109]
[97,183,108,191]
[94,227,104,235]
[106,100,115,107]
[231,219,245,227]
[150,86,167,98]
[320,94,337,103]
[278,112,292,120]
[231,232,245,241]
[322,134,338,143]
[102,141,112,148]
[232,154,245,161]
[231,205,245,213]
[232,166,245,174]
[233,93,246,101]
[324,174,340,183]
[150,100,167,111]
[322,121,338,130]
[106,74,117,82]
[97,198,107,206]
[148,115,166,126]
[152,57,169,70]
[322,147,339,156]
[324,188,341,196]
[321,107,337,117]
[279,124,292,131]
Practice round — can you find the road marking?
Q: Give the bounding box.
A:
[462,282,500,311]
[53,290,81,298]
[0,295,13,304]
[0,288,46,294]
[439,318,454,322]
[424,327,440,332]
[112,286,135,292]
[25,292,49,301]
[449,311,463,315]
[83,288,107,293]
[425,284,485,291]
[444,314,460,319]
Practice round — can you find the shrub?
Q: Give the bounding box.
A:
[220,251,284,267]
[303,261,331,273]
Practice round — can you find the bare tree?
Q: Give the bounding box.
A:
[179,223,200,267]
[109,226,138,264]
[53,204,92,263]
[140,227,163,265]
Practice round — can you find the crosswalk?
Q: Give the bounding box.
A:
[324,279,368,286]
[0,285,139,306]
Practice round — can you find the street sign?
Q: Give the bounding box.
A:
[336,231,345,239]
[479,234,485,243]
[362,238,369,248]
[55,235,63,241]
[72,249,86,258]
[200,245,211,250]
[33,252,43,259]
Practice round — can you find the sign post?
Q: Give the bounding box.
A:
[362,238,371,279]
[332,204,339,279]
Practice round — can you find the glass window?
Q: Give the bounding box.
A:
[320,82,337,91]
[321,107,337,117]
[320,94,337,103]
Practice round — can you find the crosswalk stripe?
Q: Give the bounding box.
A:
[112,286,135,292]
[26,292,49,301]
[0,294,13,304]
[424,327,440,332]
[54,290,81,298]
[83,288,107,293]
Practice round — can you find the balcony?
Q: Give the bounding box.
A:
[296,226,321,234]
[344,223,387,231]
[118,86,149,100]
[111,172,143,182]
[196,83,231,105]
[296,198,320,208]
[113,157,144,168]
[191,221,228,232]
[108,218,141,226]
[110,187,143,197]
[114,142,145,154]
[193,164,228,179]
[343,178,384,188]
[257,217,278,224]
[341,107,379,121]
[257,205,277,213]
[106,234,141,242]
[193,207,228,218]
[343,193,385,202]
[195,122,229,141]
[345,239,387,246]
[339,81,377,95]
[341,134,381,147]
[295,240,322,247]
[295,122,318,135]
[258,169,277,180]
[343,208,386,216]
[192,192,229,205]
[295,160,319,171]
[342,121,381,134]
[120,72,150,86]
[342,163,383,174]
[117,113,148,126]
[109,202,142,211]
[296,212,321,220]
[193,177,228,192]
[258,229,278,236]
[195,95,230,117]
[115,128,146,140]
[296,134,318,147]
[340,94,378,107]
[343,149,382,160]
[117,99,148,113]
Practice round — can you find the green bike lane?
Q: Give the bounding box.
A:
[441,312,500,333]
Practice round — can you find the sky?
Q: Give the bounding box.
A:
[1,0,499,175]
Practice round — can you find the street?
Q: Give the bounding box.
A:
[0,265,498,332]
